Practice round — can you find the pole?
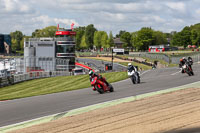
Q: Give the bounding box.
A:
[112,49,113,70]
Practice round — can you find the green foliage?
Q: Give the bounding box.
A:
[94,31,104,49]
[135,27,155,51]
[107,31,114,48]
[116,30,126,38]
[10,31,24,52]
[74,26,86,50]
[171,32,183,47]
[171,24,200,48]
[101,32,108,49]
[31,26,57,38]
[80,34,87,49]
[153,31,168,45]
[85,24,97,49]
[120,32,132,48]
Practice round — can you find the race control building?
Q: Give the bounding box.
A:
[24,28,76,72]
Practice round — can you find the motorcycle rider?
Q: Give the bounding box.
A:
[179,57,193,73]
[127,63,139,82]
[187,56,193,70]
[179,57,187,73]
[89,70,109,90]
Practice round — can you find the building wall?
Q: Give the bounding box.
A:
[0,34,11,54]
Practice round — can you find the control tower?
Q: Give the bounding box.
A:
[24,25,76,72]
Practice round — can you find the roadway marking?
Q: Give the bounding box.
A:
[171,69,182,75]
[140,70,151,76]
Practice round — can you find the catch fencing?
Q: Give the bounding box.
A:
[171,53,200,64]
[129,52,170,63]
[0,71,72,87]
[0,57,71,87]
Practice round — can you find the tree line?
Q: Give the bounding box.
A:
[10,23,200,54]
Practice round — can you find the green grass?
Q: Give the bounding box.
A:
[119,62,152,70]
[0,71,128,101]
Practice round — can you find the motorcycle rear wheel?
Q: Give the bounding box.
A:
[109,84,114,92]
[131,76,136,84]
[137,76,140,83]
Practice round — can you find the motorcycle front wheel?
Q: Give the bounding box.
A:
[95,86,104,94]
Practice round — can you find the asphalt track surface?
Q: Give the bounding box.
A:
[76,58,126,71]
[0,64,200,127]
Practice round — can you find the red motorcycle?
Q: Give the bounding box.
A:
[90,76,114,94]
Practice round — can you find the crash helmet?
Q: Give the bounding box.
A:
[128,63,132,66]
[180,58,183,62]
[188,56,192,60]
[89,70,94,76]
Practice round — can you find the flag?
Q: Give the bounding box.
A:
[71,23,74,30]
[57,24,59,30]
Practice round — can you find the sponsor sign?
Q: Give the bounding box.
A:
[113,48,124,53]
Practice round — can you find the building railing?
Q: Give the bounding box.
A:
[27,37,75,42]
[0,71,72,87]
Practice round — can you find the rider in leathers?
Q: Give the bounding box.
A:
[179,57,193,73]
[89,70,109,90]
[127,63,139,82]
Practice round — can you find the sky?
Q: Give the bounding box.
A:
[1,0,200,36]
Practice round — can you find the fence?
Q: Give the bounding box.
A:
[8,57,69,74]
[171,54,200,64]
[129,52,170,63]
[0,71,72,87]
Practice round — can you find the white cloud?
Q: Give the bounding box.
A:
[165,2,186,13]
[1,0,33,14]
[0,0,200,35]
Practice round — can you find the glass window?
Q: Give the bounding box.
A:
[57,45,75,53]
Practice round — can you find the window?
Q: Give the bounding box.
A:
[56,45,75,53]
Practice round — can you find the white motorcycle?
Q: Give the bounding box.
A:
[127,69,140,84]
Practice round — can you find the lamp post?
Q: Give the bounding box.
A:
[111,49,113,70]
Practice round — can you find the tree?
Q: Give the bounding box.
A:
[80,34,87,49]
[153,31,168,45]
[181,26,191,48]
[93,31,104,49]
[32,26,57,37]
[171,32,184,47]
[107,31,114,48]
[120,32,132,49]
[10,30,23,51]
[74,26,86,50]
[101,32,108,49]
[85,24,97,49]
[136,27,155,51]
[131,32,139,51]
[116,30,126,38]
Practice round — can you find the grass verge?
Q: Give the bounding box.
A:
[119,62,152,70]
[0,71,128,101]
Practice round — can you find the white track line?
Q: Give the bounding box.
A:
[171,70,182,75]
[140,70,151,76]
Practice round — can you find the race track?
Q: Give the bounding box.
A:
[0,64,200,127]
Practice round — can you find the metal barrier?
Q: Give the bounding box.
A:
[129,53,170,63]
[0,71,72,87]
[171,54,200,64]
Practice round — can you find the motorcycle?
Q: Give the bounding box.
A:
[182,62,194,76]
[90,76,114,94]
[127,69,140,84]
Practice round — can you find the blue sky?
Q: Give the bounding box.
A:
[1,0,200,36]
